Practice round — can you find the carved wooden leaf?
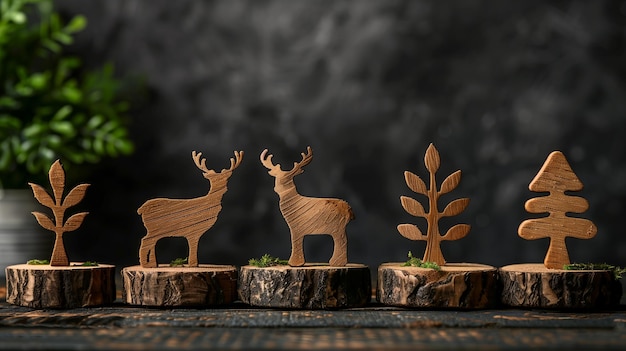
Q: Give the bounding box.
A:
[397,224,427,241]
[424,143,440,174]
[441,198,470,217]
[64,212,88,232]
[440,170,461,195]
[63,184,89,208]
[48,160,65,202]
[442,224,471,241]
[404,171,427,195]
[32,211,56,231]
[400,196,427,218]
[29,183,55,208]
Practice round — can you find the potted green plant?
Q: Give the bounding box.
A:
[0,0,134,273]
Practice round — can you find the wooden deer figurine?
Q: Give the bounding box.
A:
[138,150,243,268]
[260,146,353,267]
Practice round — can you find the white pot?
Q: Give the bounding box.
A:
[0,189,53,277]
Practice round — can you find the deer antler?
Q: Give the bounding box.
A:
[192,151,216,175]
[260,149,281,171]
[223,150,244,172]
[193,150,244,175]
[288,146,313,175]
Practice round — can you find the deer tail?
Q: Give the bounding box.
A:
[346,202,355,221]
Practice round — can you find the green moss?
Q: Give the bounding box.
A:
[249,254,289,267]
[26,259,49,265]
[77,261,98,266]
[170,257,188,267]
[402,251,440,270]
[564,263,625,279]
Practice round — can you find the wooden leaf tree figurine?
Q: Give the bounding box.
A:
[29,160,89,266]
[397,143,470,265]
[518,151,597,269]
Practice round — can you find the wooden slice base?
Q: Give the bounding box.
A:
[238,264,371,309]
[122,264,237,307]
[5,263,115,309]
[377,263,499,309]
[500,263,622,309]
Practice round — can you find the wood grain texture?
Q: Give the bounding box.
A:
[121,264,237,307]
[397,144,470,265]
[137,150,243,268]
[238,264,371,309]
[377,263,498,309]
[260,147,353,267]
[518,151,597,269]
[5,263,115,308]
[28,160,89,266]
[500,264,622,309]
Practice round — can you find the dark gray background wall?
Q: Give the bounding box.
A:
[56,0,626,270]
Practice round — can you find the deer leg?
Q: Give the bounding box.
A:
[289,233,305,266]
[139,237,158,268]
[187,236,199,267]
[329,230,348,267]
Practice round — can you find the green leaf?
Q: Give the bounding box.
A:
[8,11,26,24]
[50,121,75,136]
[23,123,45,138]
[29,73,49,90]
[61,86,82,103]
[115,139,134,154]
[87,115,104,129]
[52,31,72,45]
[42,38,61,53]
[65,15,87,33]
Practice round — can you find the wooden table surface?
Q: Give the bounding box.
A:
[1,287,625,350]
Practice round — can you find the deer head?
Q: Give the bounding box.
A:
[260,146,313,180]
[193,150,243,185]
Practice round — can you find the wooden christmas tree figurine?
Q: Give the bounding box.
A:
[122,150,242,307]
[5,160,115,309]
[260,146,353,266]
[238,146,370,309]
[397,143,470,265]
[500,151,621,309]
[518,151,597,269]
[29,160,89,266]
[377,143,498,309]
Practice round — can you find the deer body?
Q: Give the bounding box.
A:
[261,147,353,267]
[138,151,243,268]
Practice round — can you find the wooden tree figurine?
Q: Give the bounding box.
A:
[518,151,597,269]
[29,160,89,266]
[238,146,370,309]
[377,143,498,309]
[397,143,470,265]
[500,151,621,309]
[122,150,242,307]
[5,160,116,309]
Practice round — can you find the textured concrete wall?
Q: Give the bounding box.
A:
[56,0,626,270]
